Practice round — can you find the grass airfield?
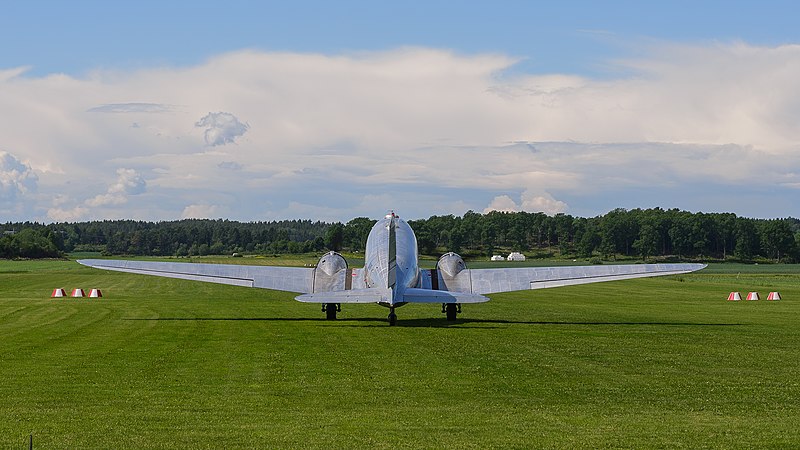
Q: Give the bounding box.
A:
[1,259,800,448]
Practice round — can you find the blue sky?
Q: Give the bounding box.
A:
[4,1,797,76]
[1,1,799,222]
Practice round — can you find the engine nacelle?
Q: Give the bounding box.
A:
[436,252,472,293]
[313,251,350,293]
[437,252,466,278]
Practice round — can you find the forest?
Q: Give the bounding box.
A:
[2,208,799,263]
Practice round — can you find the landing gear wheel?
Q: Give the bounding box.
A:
[324,303,339,320]
[388,308,397,326]
[445,303,458,321]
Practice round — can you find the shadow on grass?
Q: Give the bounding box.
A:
[122,316,484,328]
[122,317,745,328]
[333,319,746,328]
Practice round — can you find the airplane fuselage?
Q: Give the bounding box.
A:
[364,212,419,306]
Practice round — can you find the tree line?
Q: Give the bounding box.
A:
[409,209,800,263]
[1,209,799,262]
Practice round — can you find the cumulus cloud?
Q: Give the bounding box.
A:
[43,168,147,222]
[483,195,519,214]
[2,44,800,221]
[86,168,146,206]
[182,204,223,219]
[521,191,569,215]
[484,191,568,216]
[195,112,249,146]
[47,206,89,222]
[0,151,37,201]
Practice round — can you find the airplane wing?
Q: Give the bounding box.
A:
[77,259,315,293]
[78,258,706,302]
[441,263,707,295]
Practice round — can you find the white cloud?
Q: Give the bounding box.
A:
[195,112,249,146]
[47,206,89,222]
[86,193,127,207]
[86,168,146,207]
[0,66,30,82]
[484,191,568,216]
[483,195,519,214]
[182,204,223,219]
[0,151,37,201]
[1,44,800,221]
[51,194,71,207]
[521,191,568,215]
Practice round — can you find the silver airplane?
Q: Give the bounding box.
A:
[78,212,706,325]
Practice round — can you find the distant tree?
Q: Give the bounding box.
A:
[713,213,737,259]
[210,241,225,255]
[106,231,129,255]
[734,218,758,261]
[689,213,714,256]
[343,217,376,251]
[761,220,796,262]
[325,223,345,252]
[0,228,61,258]
[480,222,497,257]
[576,219,601,257]
[449,223,465,254]
[669,214,694,257]
[5,207,800,263]
[409,220,437,255]
[633,223,659,261]
[601,209,638,256]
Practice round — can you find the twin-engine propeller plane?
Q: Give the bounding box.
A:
[78,212,706,325]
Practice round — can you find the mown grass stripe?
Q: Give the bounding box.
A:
[1,260,799,447]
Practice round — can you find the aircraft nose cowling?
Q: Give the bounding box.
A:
[317,251,348,276]
[437,252,467,278]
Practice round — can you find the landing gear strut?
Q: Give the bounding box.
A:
[323,303,340,320]
[443,303,461,321]
[388,307,397,326]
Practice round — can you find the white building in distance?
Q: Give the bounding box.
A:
[507,252,526,261]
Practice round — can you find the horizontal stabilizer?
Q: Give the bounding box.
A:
[402,288,489,304]
[295,288,392,304]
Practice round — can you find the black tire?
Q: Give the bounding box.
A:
[326,303,337,320]
[446,303,458,321]
[388,312,397,326]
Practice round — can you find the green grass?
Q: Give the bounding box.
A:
[2,259,800,447]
